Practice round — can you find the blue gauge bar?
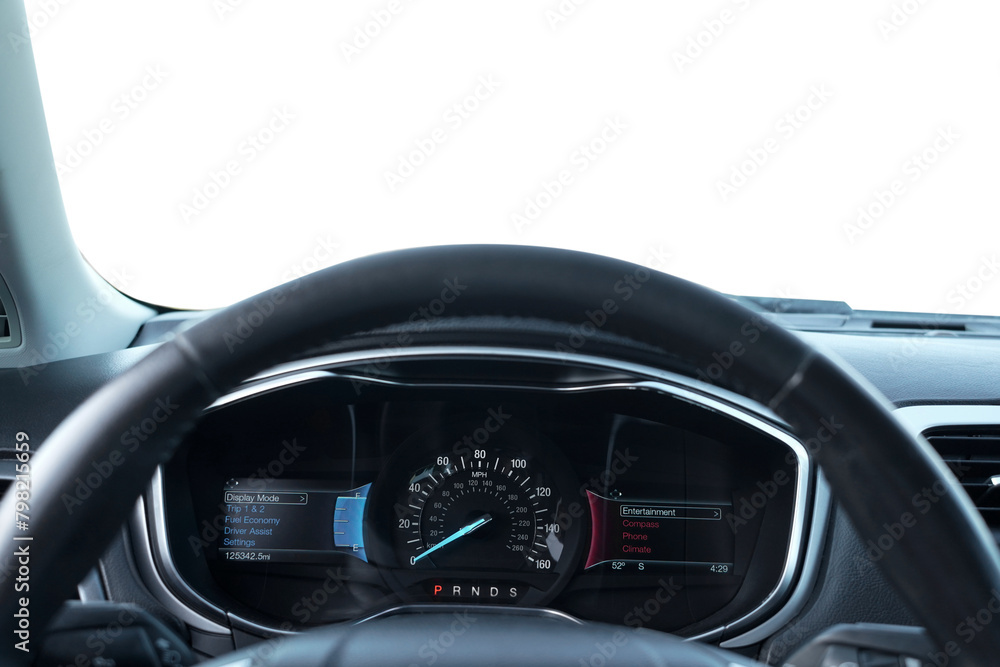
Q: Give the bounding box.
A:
[334,483,371,563]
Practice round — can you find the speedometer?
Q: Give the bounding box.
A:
[398,450,561,571]
[366,416,585,606]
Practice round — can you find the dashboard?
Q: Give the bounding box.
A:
[151,350,810,641]
[4,316,1000,663]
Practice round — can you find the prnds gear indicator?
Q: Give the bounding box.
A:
[585,491,735,574]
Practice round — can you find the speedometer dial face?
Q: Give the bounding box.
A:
[367,417,585,606]
[399,452,562,571]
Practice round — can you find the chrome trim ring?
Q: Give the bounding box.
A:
[138,345,815,643]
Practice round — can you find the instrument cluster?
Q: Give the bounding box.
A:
[156,357,807,639]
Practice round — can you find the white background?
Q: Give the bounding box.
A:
[22,0,1000,314]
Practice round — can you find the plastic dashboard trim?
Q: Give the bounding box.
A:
[722,404,1000,650]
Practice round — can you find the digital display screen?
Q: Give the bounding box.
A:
[584,492,734,574]
[219,479,370,563]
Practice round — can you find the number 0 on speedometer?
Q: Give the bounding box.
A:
[395,449,565,572]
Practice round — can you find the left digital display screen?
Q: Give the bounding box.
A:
[218,479,370,564]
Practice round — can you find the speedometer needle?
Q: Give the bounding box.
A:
[413,514,492,563]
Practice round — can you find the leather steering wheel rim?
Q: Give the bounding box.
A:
[2,245,998,665]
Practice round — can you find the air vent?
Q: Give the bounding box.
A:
[871,320,966,331]
[0,291,8,337]
[0,274,21,349]
[926,429,1000,538]
[0,455,16,498]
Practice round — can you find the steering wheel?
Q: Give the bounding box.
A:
[2,245,998,666]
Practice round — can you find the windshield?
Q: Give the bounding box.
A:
[23,0,1000,314]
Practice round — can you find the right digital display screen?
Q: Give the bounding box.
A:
[584,492,734,574]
